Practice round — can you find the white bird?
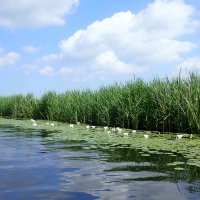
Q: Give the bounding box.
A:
[144,134,149,139]
[107,131,111,134]
[50,123,55,126]
[176,134,184,139]
[132,130,137,133]
[104,126,108,130]
[86,125,90,129]
[91,126,96,129]
[70,124,74,128]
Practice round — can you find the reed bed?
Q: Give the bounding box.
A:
[1,73,200,134]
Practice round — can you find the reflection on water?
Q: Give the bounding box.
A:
[0,127,200,200]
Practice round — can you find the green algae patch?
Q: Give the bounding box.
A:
[167,161,185,166]
[1,117,200,169]
[141,154,150,157]
[174,167,185,171]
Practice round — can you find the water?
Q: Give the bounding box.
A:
[0,127,200,200]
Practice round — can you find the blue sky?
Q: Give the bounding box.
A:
[1,0,200,96]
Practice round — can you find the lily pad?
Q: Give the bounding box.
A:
[141,154,150,157]
[174,167,185,171]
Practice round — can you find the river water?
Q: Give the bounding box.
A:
[0,127,200,200]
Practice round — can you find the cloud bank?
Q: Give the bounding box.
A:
[57,0,198,78]
[18,0,199,83]
[0,0,79,28]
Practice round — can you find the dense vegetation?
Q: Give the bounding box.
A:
[1,73,200,134]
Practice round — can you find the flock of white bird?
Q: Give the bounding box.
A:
[30,118,187,139]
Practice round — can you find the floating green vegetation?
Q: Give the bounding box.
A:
[141,154,150,157]
[1,117,200,170]
[167,161,185,166]
[174,167,185,171]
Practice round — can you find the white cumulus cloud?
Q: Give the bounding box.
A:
[59,0,198,76]
[58,67,74,75]
[40,54,60,62]
[0,51,20,70]
[23,45,39,53]
[39,66,54,76]
[21,64,39,75]
[173,56,200,77]
[92,50,147,74]
[0,0,79,28]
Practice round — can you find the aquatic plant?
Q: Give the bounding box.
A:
[1,72,200,134]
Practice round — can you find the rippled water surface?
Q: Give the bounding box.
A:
[1,127,200,200]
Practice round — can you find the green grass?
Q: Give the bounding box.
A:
[1,72,200,134]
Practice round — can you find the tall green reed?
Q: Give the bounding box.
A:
[1,73,200,134]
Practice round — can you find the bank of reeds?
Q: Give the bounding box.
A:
[1,73,200,134]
